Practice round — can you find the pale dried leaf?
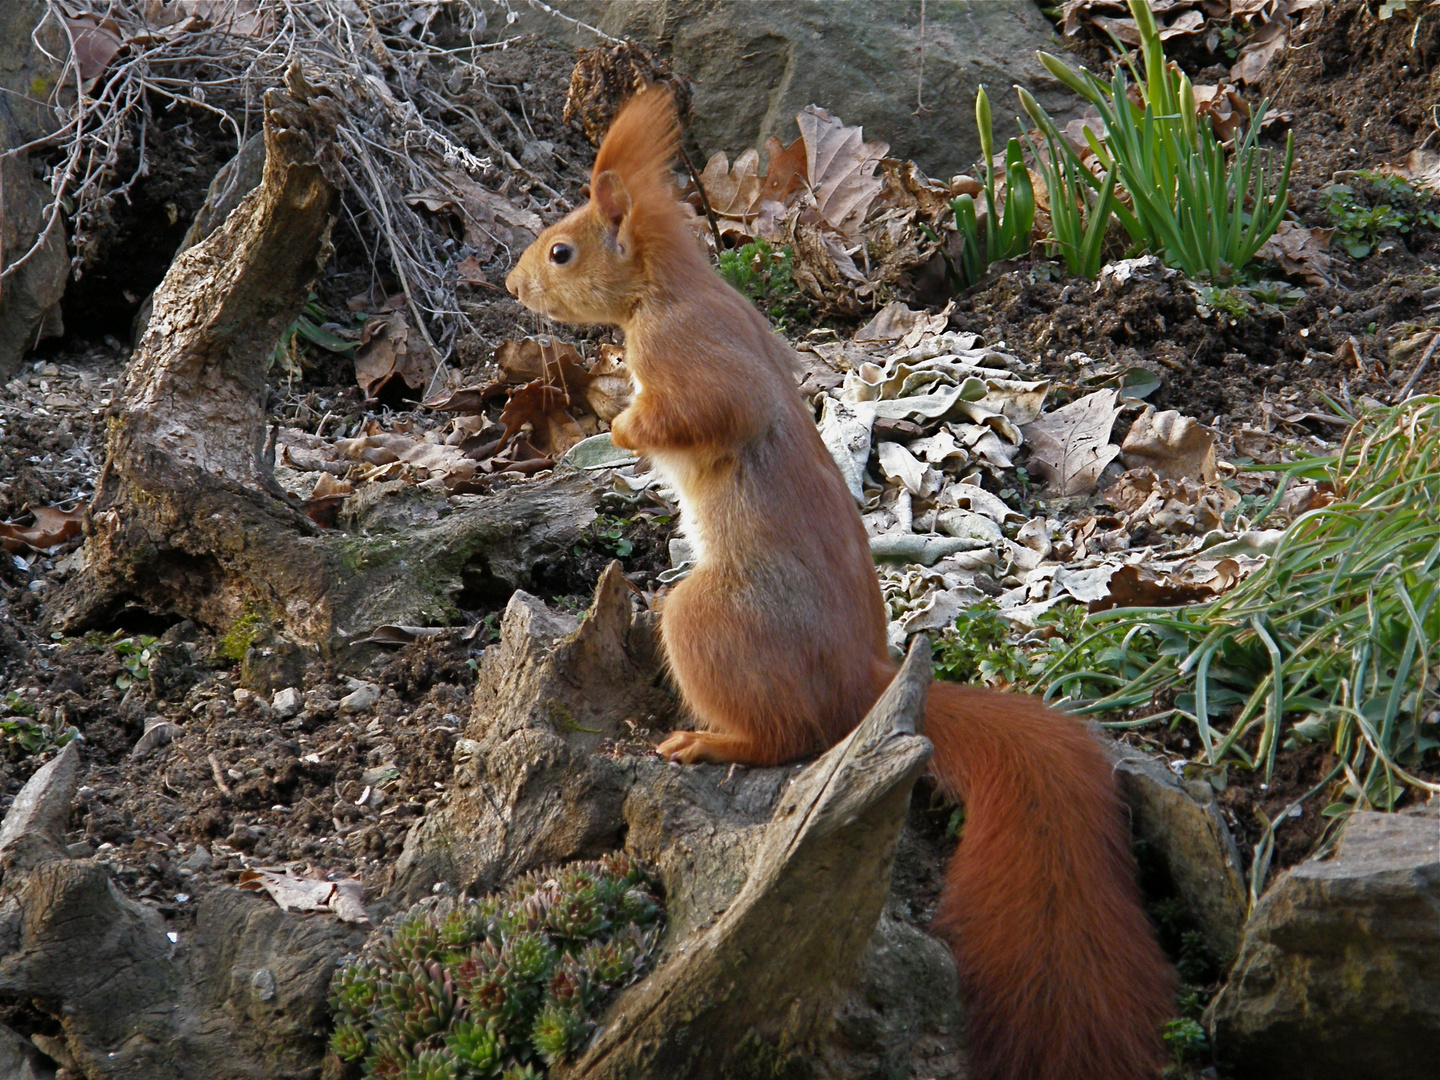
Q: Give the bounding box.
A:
[1020,389,1123,496]
[238,868,369,923]
[1120,406,1219,482]
[796,105,889,237]
[1254,220,1333,285]
[1230,20,1288,85]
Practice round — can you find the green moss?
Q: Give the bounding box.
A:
[217,611,267,663]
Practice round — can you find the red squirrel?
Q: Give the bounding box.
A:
[505,90,1175,1080]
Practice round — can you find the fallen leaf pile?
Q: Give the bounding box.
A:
[687,106,966,316]
[700,301,1290,651]
[271,335,633,509]
[1056,1,1324,86]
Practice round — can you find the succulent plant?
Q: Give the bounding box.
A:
[445,1018,503,1074]
[329,854,662,1078]
[330,1021,369,1062]
[577,939,633,987]
[400,1048,460,1080]
[531,1001,588,1067]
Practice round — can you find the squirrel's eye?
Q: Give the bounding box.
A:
[548,243,573,265]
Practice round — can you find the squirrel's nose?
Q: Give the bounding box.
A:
[504,269,520,298]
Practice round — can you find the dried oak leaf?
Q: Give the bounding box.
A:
[498,381,586,458]
[1119,406,1218,482]
[759,135,808,204]
[796,105,889,238]
[0,505,85,553]
[698,148,764,220]
[353,312,436,400]
[1254,219,1333,286]
[1091,559,1242,613]
[1020,389,1122,496]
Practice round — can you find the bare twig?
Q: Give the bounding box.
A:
[1394,329,1439,403]
[208,751,233,797]
[9,0,553,364]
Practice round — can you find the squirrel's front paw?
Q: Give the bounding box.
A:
[656,730,715,764]
[608,407,638,450]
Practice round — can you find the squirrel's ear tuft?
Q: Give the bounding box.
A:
[591,170,632,230]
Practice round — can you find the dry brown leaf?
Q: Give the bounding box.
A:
[1102,468,1239,534]
[1021,389,1123,496]
[353,312,436,399]
[796,105,889,238]
[1254,220,1333,285]
[238,868,368,923]
[1120,406,1218,482]
[1230,19,1288,84]
[1091,559,1240,612]
[0,505,85,553]
[346,286,406,314]
[494,336,590,389]
[334,433,479,488]
[759,135,809,204]
[302,473,353,528]
[65,14,123,86]
[497,381,585,458]
[698,149,764,220]
[1378,148,1440,196]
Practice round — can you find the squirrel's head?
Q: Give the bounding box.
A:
[504,170,646,325]
[506,88,684,328]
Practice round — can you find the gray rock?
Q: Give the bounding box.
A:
[1207,807,1440,1078]
[183,845,213,873]
[338,682,379,713]
[0,1022,55,1080]
[508,0,1080,178]
[0,854,366,1079]
[0,741,80,870]
[271,687,304,719]
[1110,741,1247,959]
[0,1,68,378]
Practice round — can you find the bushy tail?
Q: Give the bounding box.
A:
[924,681,1174,1080]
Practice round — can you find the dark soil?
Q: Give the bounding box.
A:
[1,0,1436,962]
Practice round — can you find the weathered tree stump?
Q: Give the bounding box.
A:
[51,74,600,648]
[562,639,934,1079]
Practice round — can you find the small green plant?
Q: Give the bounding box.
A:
[1191,279,1306,322]
[576,515,633,560]
[1322,173,1440,258]
[330,853,662,1077]
[1042,396,1440,900]
[1030,0,1293,282]
[934,605,1032,687]
[717,239,811,331]
[0,713,79,759]
[941,86,1036,289]
[1017,85,1119,279]
[274,294,361,376]
[1162,1016,1209,1066]
[112,634,160,690]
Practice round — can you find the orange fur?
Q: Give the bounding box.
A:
[506,89,1175,1080]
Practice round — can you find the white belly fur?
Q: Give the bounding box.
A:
[646,447,707,564]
